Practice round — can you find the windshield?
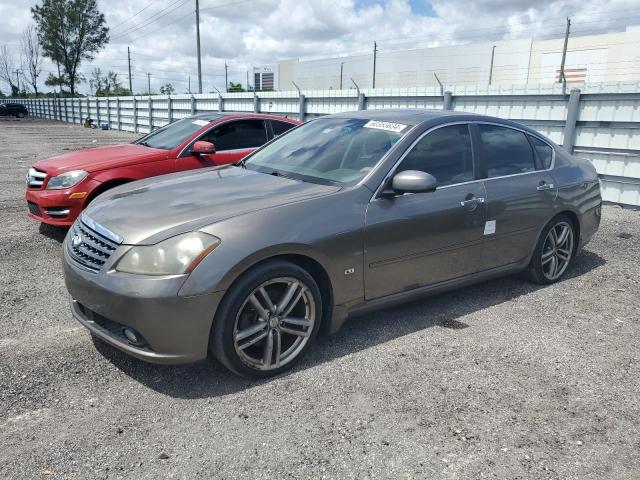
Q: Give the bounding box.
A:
[244,118,408,185]
[135,118,212,150]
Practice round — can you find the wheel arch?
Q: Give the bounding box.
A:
[215,251,335,335]
[84,178,134,206]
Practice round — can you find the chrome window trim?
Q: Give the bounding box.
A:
[370,120,557,201]
[177,118,272,158]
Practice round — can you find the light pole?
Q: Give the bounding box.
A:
[147,73,151,95]
[340,62,344,90]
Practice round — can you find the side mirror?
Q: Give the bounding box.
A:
[385,170,438,196]
[191,140,216,155]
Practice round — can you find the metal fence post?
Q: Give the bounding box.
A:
[253,94,260,113]
[563,88,581,153]
[148,96,153,132]
[116,97,121,129]
[298,94,306,122]
[218,95,224,112]
[132,97,138,133]
[78,97,83,123]
[106,98,110,126]
[95,97,100,125]
[167,96,173,123]
[443,91,453,110]
[357,92,365,110]
[190,95,196,115]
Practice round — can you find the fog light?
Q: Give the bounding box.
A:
[122,327,143,346]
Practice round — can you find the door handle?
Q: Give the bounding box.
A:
[460,197,485,207]
[537,183,555,191]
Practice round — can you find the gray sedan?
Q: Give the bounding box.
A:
[62,110,601,378]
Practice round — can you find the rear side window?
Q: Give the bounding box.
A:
[204,120,267,151]
[271,120,295,137]
[478,124,535,177]
[397,124,474,187]
[529,135,553,169]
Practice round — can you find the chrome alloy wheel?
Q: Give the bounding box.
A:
[233,277,316,371]
[541,221,574,281]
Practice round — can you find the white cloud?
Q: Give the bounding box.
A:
[1,0,639,95]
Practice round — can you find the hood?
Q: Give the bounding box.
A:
[33,144,167,174]
[84,165,340,245]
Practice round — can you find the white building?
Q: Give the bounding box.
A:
[255,26,640,91]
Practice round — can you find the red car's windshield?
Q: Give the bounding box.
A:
[135,118,211,150]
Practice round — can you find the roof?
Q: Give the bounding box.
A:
[325,108,542,135]
[328,108,477,125]
[189,111,298,122]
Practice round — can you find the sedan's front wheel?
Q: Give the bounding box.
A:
[210,260,322,378]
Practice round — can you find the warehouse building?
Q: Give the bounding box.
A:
[254,25,640,90]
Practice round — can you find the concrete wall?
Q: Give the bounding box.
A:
[267,26,640,91]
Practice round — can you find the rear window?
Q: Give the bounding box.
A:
[529,135,553,169]
[478,124,535,177]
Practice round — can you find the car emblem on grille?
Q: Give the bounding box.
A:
[71,233,82,248]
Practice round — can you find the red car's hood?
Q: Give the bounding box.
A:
[33,144,168,174]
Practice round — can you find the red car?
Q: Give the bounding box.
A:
[26,113,300,227]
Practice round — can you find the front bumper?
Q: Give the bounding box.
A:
[63,244,225,364]
[26,188,87,227]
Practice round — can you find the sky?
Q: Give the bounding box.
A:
[1,0,639,95]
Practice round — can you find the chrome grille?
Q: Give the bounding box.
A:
[26,167,47,188]
[68,220,120,272]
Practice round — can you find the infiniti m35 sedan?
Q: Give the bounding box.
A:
[63,110,601,378]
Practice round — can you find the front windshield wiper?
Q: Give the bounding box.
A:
[235,158,247,169]
[138,141,150,147]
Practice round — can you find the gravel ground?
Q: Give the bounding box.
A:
[1,117,640,479]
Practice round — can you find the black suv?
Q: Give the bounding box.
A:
[0,103,28,118]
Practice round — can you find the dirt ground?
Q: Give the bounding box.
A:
[1,117,639,479]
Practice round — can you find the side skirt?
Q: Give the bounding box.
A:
[328,261,526,334]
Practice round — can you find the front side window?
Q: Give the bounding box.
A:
[396,124,474,187]
[271,120,295,137]
[529,135,553,170]
[479,124,535,177]
[135,118,212,150]
[245,118,408,185]
[202,120,267,151]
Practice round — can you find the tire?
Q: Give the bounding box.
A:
[525,214,576,285]
[210,260,323,379]
[16,112,25,118]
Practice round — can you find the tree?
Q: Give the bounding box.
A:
[0,45,20,96]
[159,83,175,95]
[32,0,109,96]
[89,68,130,96]
[228,81,245,92]
[21,26,43,96]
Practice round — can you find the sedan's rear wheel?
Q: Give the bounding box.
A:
[526,215,576,284]
[16,112,25,118]
[211,261,322,378]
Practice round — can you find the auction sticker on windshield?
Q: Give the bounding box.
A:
[192,120,210,126]
[363,120,408,133]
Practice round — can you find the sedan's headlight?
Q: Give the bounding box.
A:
[46,170,88,189]
[116,232,220,275]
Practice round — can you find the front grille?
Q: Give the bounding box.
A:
[27,167,47,188]
[27,201,41,217]
[68,220,120,272]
